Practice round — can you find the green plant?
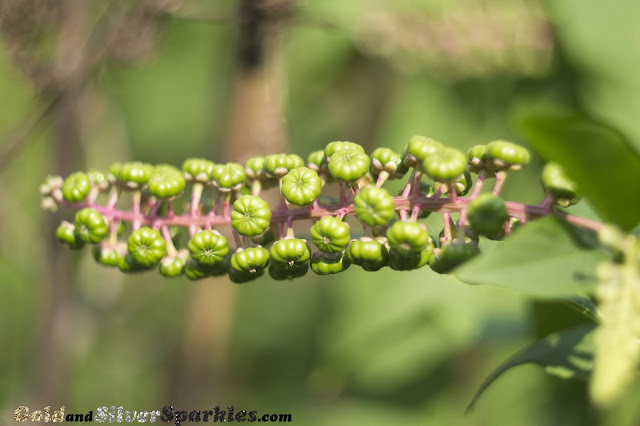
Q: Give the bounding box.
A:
[40,123,640,410]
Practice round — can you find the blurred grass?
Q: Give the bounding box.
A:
[0,0,638,425]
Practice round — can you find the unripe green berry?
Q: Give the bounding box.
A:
[429,243,480,274]
[268,262,309,280]
[402,136,444,169]
[93,242,126,267]
[423,147,466,182]
[120,162,154,188]
[310,252,350,275]
[370,148,407,179]
[56,221,84,250]
[467,145,490,173]
[310,216,351,253]
[484,141,530,171]
[354,186,395,226]
[119,252,151,274]
[244,156,265,180]
[148,164,186,199]
[467,193,509,238]
[324,141,364,159]
[434,169,472,196]
[62,172,91,202]
[328,149,370,183]
[270,238,311,267]
[182,158,215,183]
[307,150,327,173]
[229,268,264,284]
[230,195,272,237]
[74,208,108,244]
[263,154,305,178]
[128,227,167,267]
[211,162,246,192]
[187,230,229,265]
[386,221,431,255]
[346,237,389,271]
[281,166,322,206]
[541,162,580,207]
[184,258,211,280]
[159,249,189,277]
[388,247,432,271]
[230,246,270,273]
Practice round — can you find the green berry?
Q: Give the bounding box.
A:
[119,252,151,274]
[386,221,431,255]
[120,162,154,188]
[268,262,309,281]
[230,246,270,273]
[354,186,395,226]
[229,268,264,284]
[270,238,311,267]
[187,230,229,265]
[435,169,472,196]
[429,243,480,274]
[263,154,305,178]
[389,247,432,271]
[467,145,489,173]
[159,250,188,277]
[108,162,122,182]
[62,172,92,202]
[423,147,466,182]
[370,148,407,179]
[307,150,327,173]
[402,136,444,169]
[74,208,108,244]
[346,237,389,271]
[182,158,215,183]
[310,252,350,275]
[93,243,126,267]
[230,195,272,237]
[148,164,186,199]
[56,221,84,250]
[310,216,351,253]
[467,193,509,238]
[128,227,167,267]
[281,166,322,206]
[184,258,211,280]
[244,156,265,180]
[541,162,580,207]
[328,149,370,183]
[324,141,364,159]
[484,141,530,171]
[211,162,246,192]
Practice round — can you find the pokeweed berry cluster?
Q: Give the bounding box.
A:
[40,137,597,283]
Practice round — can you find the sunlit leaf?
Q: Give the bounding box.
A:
[467,323,596,412]
[454,217,607,297]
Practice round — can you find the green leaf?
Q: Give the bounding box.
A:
[520,112,640,231]
[467,323,596,412]
[454,217,607,298]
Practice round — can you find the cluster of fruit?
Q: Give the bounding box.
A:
[40,137,580,283]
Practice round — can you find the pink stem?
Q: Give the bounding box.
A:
[442,213,452,244]
[469,173,485,198]
[493,171,507,196]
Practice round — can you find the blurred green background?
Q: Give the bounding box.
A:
[1,0,640,424]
